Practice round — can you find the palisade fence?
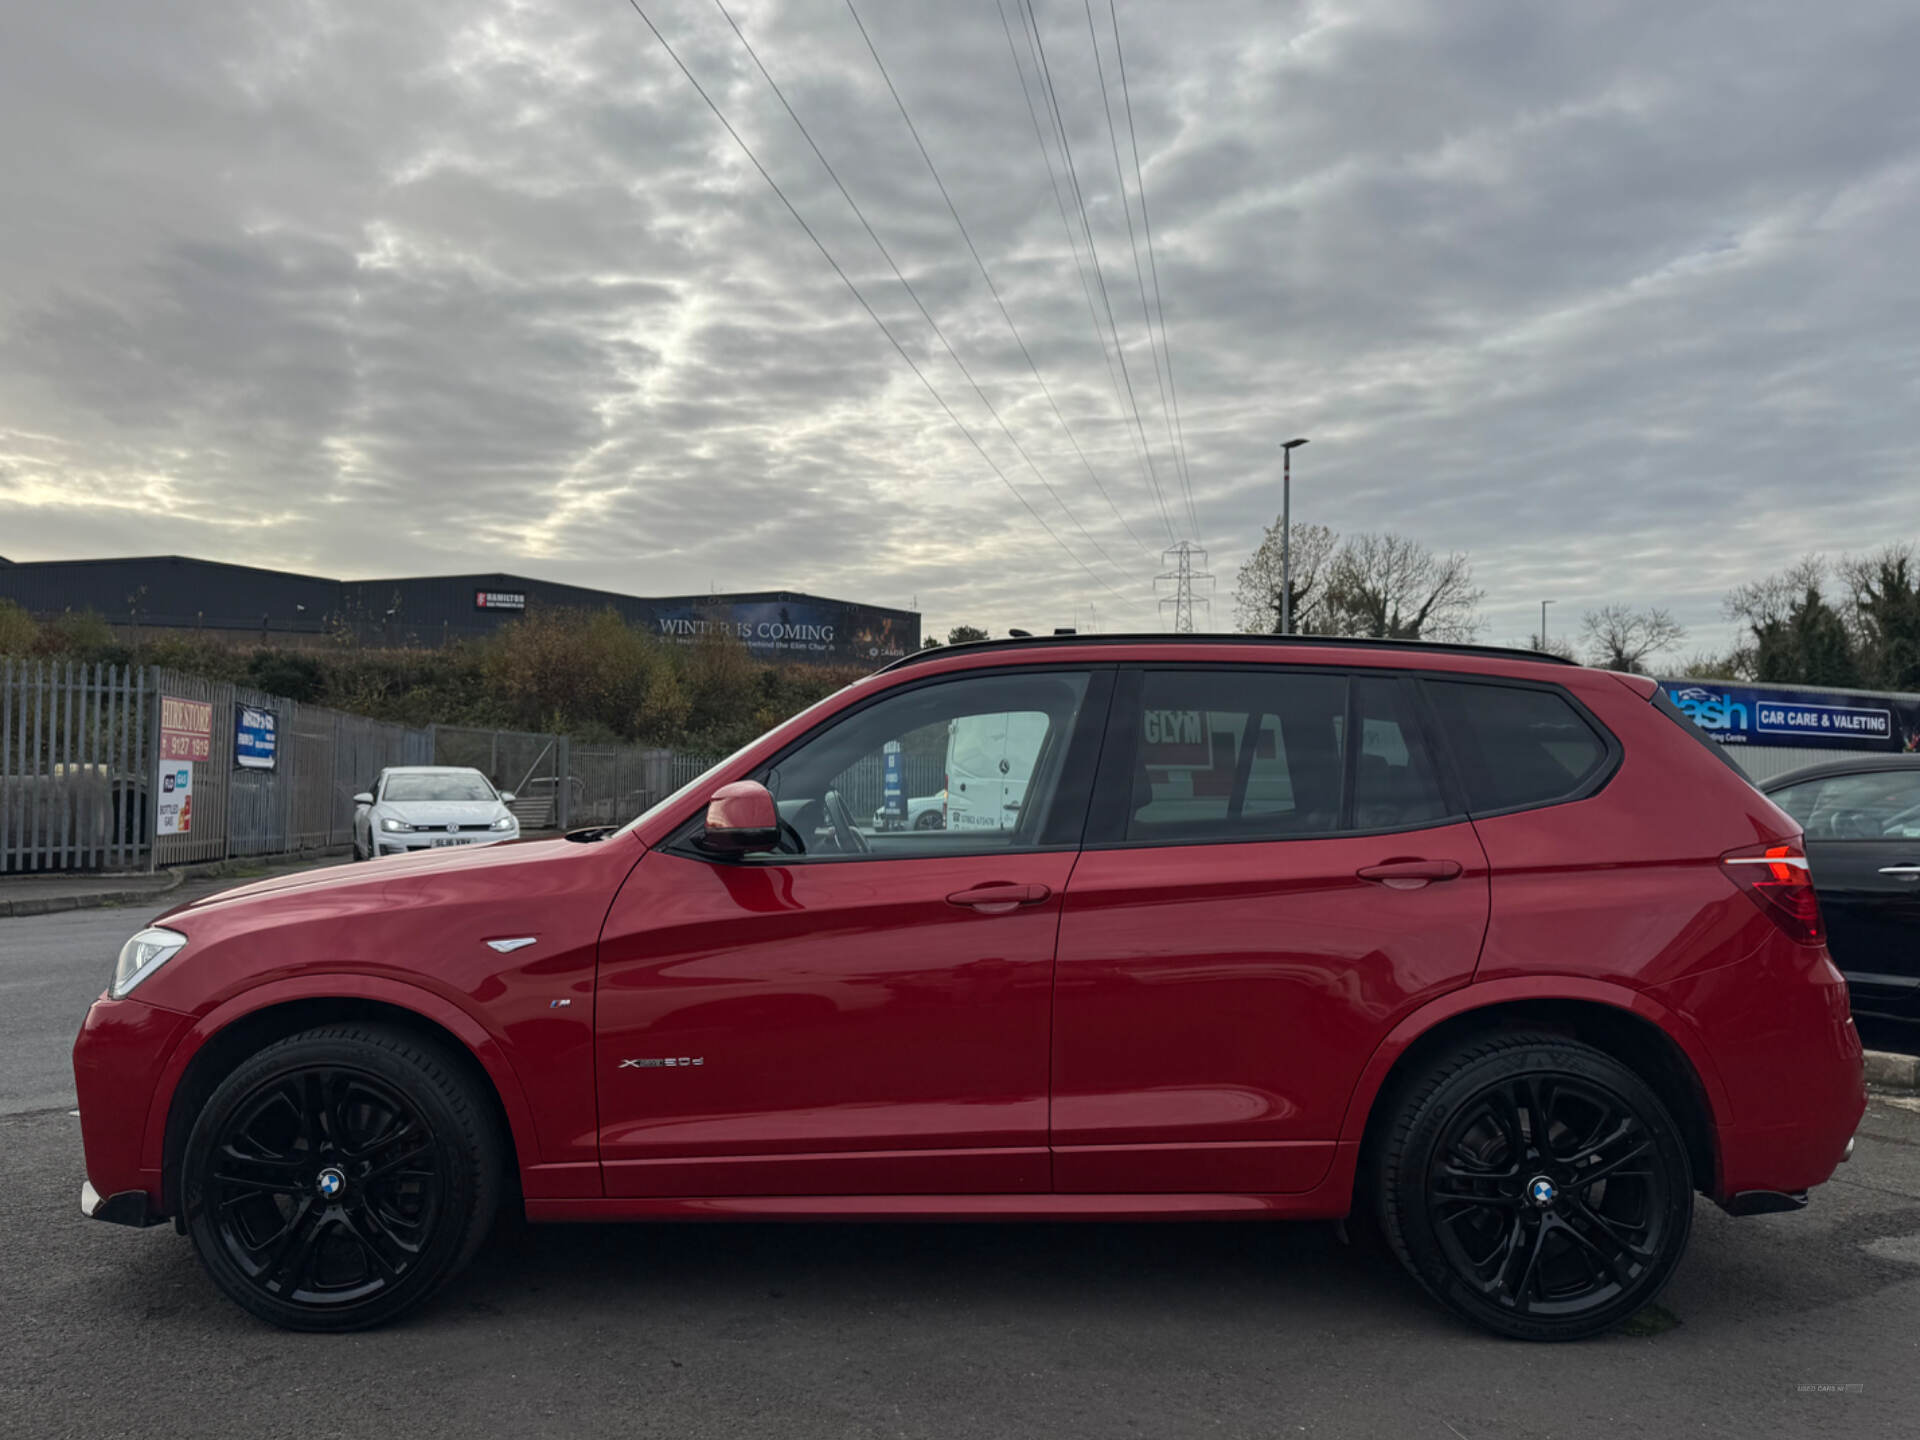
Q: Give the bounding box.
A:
[1,661,433,874]
[0,660,152,873]
[3,661,942,876]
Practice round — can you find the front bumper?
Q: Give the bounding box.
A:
[375,830,515,856]
[80,1179,164,1228]
[72,995,193,1221]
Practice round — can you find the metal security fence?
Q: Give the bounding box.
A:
[1,660,152,872]
[1,662,431,874]
[4,666,943,874]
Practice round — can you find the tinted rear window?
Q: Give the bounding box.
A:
[1425,681,1608,813]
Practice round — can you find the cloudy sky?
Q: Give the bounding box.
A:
[2,0,1916,654]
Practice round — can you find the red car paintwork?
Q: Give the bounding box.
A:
[73,640,1866,1230]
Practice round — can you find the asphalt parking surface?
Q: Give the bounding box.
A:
[5,886,1920,1439]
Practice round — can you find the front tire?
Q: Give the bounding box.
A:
[1375,1032,1693,1341]
[181,1024,502,1331]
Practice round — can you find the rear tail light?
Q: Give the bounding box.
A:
[1722,840,1824,945]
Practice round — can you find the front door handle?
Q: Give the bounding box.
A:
[1878,865,1920,879]
[947,882,1051,914]
[1357,859,1464,890]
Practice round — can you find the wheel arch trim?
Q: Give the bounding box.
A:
[1335,977,1734,1148]
[141,974,543,1182]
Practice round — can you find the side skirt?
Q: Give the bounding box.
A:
[525,1189,1351,1223]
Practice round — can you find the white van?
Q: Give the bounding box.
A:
[941,710,1051,831]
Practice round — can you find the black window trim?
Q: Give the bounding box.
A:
[1416,672,1622,820]
[662,664,1118,866]
[1082,662,1475,851]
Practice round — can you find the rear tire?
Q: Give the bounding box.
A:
[181,1024,501,1331]
[1375,1032,1693,1341]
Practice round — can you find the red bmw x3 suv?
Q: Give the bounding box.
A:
[73,636,1864,1339]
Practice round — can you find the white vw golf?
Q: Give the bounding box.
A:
[351,765,519,860]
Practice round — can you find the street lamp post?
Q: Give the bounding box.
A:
[1540,599,1554,652]
[1280,438,1309,634]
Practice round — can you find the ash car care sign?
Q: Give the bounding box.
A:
[1660,681,1920,751]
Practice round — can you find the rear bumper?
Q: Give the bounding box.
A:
[72,995,192,1219]
[1662,937,1866,1202]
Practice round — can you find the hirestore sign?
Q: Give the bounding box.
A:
[1660,681,1917,751]
[235,705,278,771]
[159,695,213,762]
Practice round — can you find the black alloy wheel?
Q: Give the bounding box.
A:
[914,811,945,830]
[1377,1032,1694,1341]
[182,1025,500,1331]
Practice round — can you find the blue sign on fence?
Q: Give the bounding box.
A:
[236,705,278,771]
[1659,681,1920,751]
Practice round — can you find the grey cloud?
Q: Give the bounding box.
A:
[2,0,1917,646]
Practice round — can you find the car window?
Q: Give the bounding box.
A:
[381,773,497,802]
[1116,669,1448,844]
[1351,675,1450,831]
[1771,770,1920,840]
[755,670,1093,859]
[1424,681,1608,813]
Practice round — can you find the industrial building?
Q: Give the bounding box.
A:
[0,554,919,666]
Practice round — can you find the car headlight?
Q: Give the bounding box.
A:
[111,927,188,999]
[381,816,414,833]
[491,815,516,831]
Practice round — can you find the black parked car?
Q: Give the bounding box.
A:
[1763,754,1920,1020]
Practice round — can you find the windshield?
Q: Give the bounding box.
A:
[382,773,497,803]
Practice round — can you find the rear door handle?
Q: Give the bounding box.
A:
[947,883,1052,914]
[1878,865,1920,878]
[1357,859,1463,890]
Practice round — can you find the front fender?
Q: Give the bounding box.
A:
[141,972,546,1185]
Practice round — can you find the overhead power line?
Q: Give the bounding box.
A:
[841,0,1158,561]
[992,0,1166,539]
[1083,0,1198,542]
[617,0,1144,611]
[1020,0,1180,544]
[708,0,1133,584]
[1109,0,1198,544]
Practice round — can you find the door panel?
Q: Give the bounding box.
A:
[1771,767,1920,1017]
[1051,823,1490,1192]
[596,848,1076,1195]
[1804,839,1920,1016]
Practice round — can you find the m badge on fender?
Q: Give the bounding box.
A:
[620,1057,704,1069]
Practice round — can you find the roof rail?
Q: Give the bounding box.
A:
[881,632,1577,674]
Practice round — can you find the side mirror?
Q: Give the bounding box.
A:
[499,791,516,803]
[695,780,780,855]
[353,792,375,806]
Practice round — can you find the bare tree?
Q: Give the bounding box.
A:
[1522,631,1577,661]
[1579,605,1688,673]
[1320,533,1484,642]
[1233,521,1339,634]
